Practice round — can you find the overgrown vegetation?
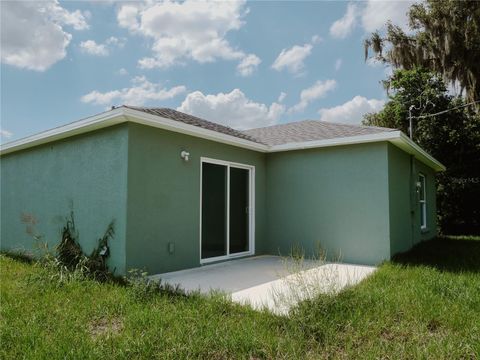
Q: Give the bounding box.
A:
[55,212,116,282]
[362,0,480,235]
[21,211,117,283]
[363,68,480,234]
[364,0,480,105]
[1,236,479,359]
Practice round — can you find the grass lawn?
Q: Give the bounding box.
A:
[1,236,479,359]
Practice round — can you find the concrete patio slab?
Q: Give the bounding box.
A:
[150,255,376,314]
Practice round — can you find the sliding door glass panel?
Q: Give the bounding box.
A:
[229,167,249,254]
[201,163,227,259]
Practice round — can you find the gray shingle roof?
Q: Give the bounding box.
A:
[124,106,262,143]
[242,120,396,146]
[125,106,395,146]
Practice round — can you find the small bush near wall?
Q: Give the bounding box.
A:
[19,211,116,283]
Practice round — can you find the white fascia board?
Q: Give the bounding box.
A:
[0,108,127,156]
[122,107,268,152]
[269,130,445,172]
[392,133,446,172]
[0,107,445,172]
[269,131,403,152]
[0,107,268,156]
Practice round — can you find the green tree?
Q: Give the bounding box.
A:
[363,68,480,234]
[364,0,480,106]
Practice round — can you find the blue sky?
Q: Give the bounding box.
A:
[1,0,414,143]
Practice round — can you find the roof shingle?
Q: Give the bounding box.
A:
[124,106,262,143]
[126,106,395,147]
[243,120,396,146]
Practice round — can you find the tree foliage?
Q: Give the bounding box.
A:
[363,68,480,234]
[364,0,480,106]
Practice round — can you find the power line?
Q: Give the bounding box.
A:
[414,100,480,119]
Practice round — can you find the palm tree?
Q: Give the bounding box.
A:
[364,0,480,107]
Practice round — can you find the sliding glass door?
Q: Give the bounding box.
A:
[201,159,253,262]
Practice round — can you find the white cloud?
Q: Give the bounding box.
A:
[177,89,285,130]
[117,68,128,76]
[271,43,313,75]
[80,36,126,56]
[318,96,385,125]
[117,0,256,72]
[105,36,126,48]
[0,128,13,139]
[329,1,414,40]
[1,1,88,71]
[290,80,337,113]
[237,54,261,77]
[361,1,414,33]
[330,3,357,39]
[278,92,287,103]
[81,76,186,106]
[335,58,343,71]
[117,4,140,31]
[80,40,108,56]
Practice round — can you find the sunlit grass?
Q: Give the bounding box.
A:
[1,236,479,359]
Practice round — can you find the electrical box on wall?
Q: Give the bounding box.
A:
[168,242,175,254]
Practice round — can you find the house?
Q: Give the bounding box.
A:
[0,106,445,275]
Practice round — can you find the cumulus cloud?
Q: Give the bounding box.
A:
[318,96,385,125]
[330,3,357,39]
[237,54,261,77]
[1,1,88,71]
[177,89,285,130]
[271,43,313,75]
[81,76,186,106]
[361,1,414,33]
[329,1,414,39]
[80,36,126,56]
[289,80,337,113]
[278,92,287,103]
[0,128,13,139]
[80,40,108,56]
[117,0,258,73]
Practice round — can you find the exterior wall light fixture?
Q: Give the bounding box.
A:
[180,150,190,161]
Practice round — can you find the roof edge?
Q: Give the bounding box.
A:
[393,132,446,172]
[268,131,401,152]
[122,107,268,152]
[0,107,268,156]
[268,131,445,172]
[0,107,446,172]
[0,108,127,156]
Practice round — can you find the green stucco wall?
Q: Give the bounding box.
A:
[265,142,391,265]
[387,143,437,257]
[124,123,266,275]
[0,125,129,274]
[1,120,439,275]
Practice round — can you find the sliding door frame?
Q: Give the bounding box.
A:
[199,157,255,264]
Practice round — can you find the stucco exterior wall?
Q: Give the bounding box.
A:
[1,120,439,275]
[387,143,437,257]
[0,125,129,274]
[125,123,267,275]
[265,142,391,265]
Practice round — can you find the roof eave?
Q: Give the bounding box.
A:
[122,107,268,152]
[0,108,127,156]
[393,132,446,172]
[0,107,268,156]
[268,130,445,172]
[0,108,446,172]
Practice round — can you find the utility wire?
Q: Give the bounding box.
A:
[414,100,480,119]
